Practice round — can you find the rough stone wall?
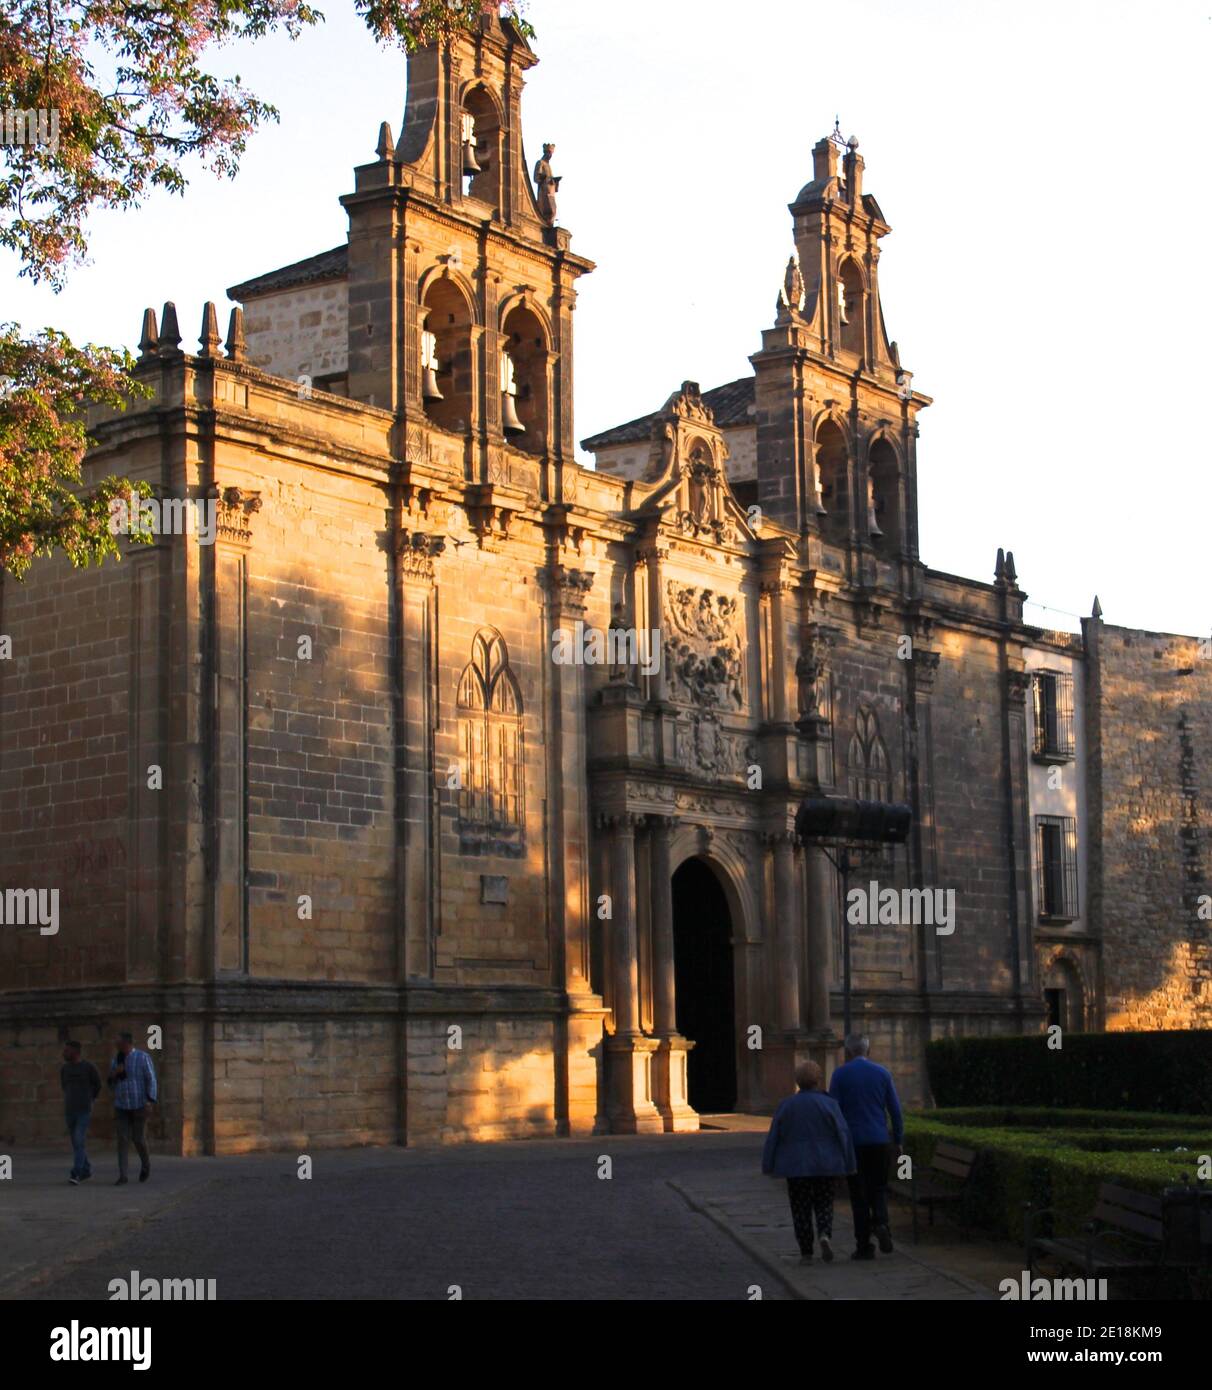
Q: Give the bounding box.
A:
[1089,623,1212,1029]
[0,547,135,991]
[924,638,1018,996]
[239,457,397,983]
[241,280,349,385]
[212,1017,397,1153]
[406,1014,558,1144]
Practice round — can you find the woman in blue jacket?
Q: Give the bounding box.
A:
[761,1060,856,1263]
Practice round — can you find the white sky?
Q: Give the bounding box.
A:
[7,0,1209,637]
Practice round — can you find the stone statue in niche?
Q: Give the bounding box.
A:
[688,458,711,524]
[534,143,561,225]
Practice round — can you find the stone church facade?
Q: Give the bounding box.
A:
[1,14,1207,1151]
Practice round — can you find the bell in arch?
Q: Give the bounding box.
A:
[461,114,483,176]
[866,472,883,537]
[500,351,524,435]
[812,459,828,515]
[421,330,444,402]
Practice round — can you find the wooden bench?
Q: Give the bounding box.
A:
[1026,1183,1168,1294]
[889,1140,977,1244]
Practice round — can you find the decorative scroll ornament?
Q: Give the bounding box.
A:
[215,486,262,544]
[397,528,447,580]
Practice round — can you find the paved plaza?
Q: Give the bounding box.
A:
[1,1124,1020,1301]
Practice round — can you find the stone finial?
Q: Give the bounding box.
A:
[1005,550,1018,585]
[158,301,182,354]
[225,307,247,363]
[995,547,1006,583]
[1092,595,1104,620]
[376,121,394,161]
[198,302,221,358]
[137,308,159,361]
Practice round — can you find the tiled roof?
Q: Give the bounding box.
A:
[581,376,756,451]
[227,244,348,301]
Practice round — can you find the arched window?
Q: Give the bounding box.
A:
[847,705,890,801]
[500,303,548,456]
[867,438,901,550]
[457,629,524,850]
[461,86,502,208]
[837,258,865,356]
[421,276,474,433]
[815,417,849,546]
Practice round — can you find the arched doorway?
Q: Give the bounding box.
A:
[1043,954,1086,1033]
[672,858,737,1113]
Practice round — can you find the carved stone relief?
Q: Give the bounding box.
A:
[663,582,744,710]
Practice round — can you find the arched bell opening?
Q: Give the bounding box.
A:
[500,304,549,456]
[815,417,850,547]
[420,277,474,434]
[837,257,866,357]
[867,437,901,551]
[461,85,502,208]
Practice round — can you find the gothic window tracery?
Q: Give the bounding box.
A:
[847,704,890,801]
[457,629,524,842]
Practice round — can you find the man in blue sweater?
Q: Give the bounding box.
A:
[828,1034,904,1259]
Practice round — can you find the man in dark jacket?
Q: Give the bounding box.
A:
[60,1040,101,1185]
[829,1033,904,1260]
[761,1060,856,1264]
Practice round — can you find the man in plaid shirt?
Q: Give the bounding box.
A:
[107,1032,157,1185]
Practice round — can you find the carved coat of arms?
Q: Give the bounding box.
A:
[663,583,744,710]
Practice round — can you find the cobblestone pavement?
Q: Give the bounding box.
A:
[3,1134,793,1301]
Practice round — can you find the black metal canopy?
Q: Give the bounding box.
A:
[794,796,912,846]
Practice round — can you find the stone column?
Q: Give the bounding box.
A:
[611,813,642,1034]
[647,815,696,1131]
[1005,666,1035,993]
[603,813,663,1133]
[211,487,260,977]
[757,828,811,1102]
[911,647,941,990]
[771,831,802,1031]
[804,846,833,1032]
[541,563,602,1137]
[397,526,445,982]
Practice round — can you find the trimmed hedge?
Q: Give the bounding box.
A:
[926,1032,1212,1115]
[926,1106,1212,1132]
[902,1113,1210,1243]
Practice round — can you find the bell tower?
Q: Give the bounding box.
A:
[340,10,593,490]
[752,126,928,592]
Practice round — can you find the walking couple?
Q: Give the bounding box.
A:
[761,1034,904,1263]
